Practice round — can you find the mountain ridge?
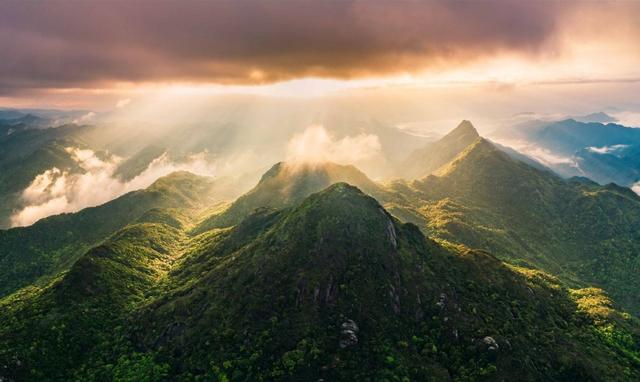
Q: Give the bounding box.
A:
[0,171,220,298]
[399,120,481,179]
[194,161,389,232]
[2,119,640,380]
[388,133,640,314]
[2,182,640,380]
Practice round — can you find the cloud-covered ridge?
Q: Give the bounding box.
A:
[10,147,217,227]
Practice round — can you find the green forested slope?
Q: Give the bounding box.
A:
[1,183,639,381]
[0,172,218,298]
[195,161,388,232]
[2,117,640,381]
[0,220,185,381]
[386,138,640,314]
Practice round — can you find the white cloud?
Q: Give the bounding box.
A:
[285,125,381,166]
[586,144,629,155]
[495,138,578,167]
[633,182,640,196]
[10,147,219,227]
[115,98,131,108]
[72,111,96,124]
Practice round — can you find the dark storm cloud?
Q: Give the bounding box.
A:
[0,0,611,91]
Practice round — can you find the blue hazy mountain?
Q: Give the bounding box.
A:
[493,117,640,189]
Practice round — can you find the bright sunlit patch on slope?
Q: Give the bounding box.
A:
[285,125,381,167]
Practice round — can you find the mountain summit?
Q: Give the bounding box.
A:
[399,120,480,179]
[447,120,479,140]
[194,161,386,231]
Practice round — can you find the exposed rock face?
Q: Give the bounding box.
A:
[482,336,499,352]
[339,319,359,349]
[379,208,398,249]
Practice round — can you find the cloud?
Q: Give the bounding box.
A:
[72,111,96,124]
[633,182,640,196]
[3,1,630,92]
[115,98,131,108]
[286,125,381,167]
[586,145,629,155]
[495,139,577,167]
[10,147,219,227]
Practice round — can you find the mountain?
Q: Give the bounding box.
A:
[195,161,389,232]
[0,113,50,132]
[0,107,91,125]
[572,112,618,124]
[0,109,28,121]
[198,133,640,316]
[0,216,187,381]
[532,119,640,155]
[3,115,640,380]
[0,171,220,298]
[0,139,86,227]
[574,144,640,186]
[0,117,95,227]
[114,145,167,181]
[399,120,480,179]
[2,183,639,381]
[0,123,86,167]
[491,118,640,189]
[387,137,640,314]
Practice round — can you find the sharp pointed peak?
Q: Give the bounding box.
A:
[444,120,479,139]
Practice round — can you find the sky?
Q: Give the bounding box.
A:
[1,0,640,113]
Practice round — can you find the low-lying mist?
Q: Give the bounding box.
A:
[10,147,241,227]
[285,125,381,167]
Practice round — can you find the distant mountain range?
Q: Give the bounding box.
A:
[571,112,618,124]
[2,120,640,380]
[491,117,640,191]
